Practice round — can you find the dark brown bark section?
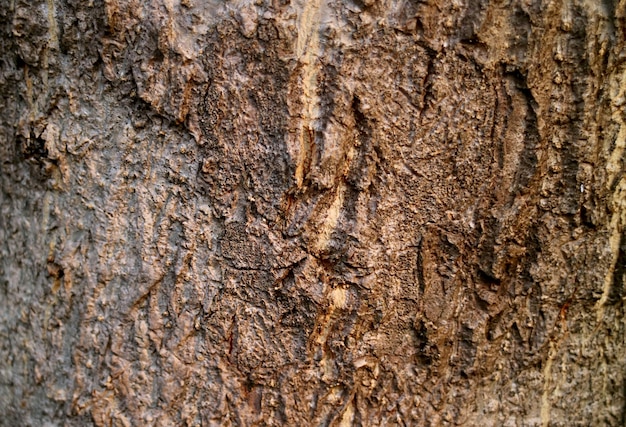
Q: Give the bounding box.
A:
[1,0,625,425]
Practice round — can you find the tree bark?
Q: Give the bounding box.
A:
[1,0,625,425]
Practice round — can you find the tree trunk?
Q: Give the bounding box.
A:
[1,0,625,425]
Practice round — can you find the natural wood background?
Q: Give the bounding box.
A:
[1,0,625,425]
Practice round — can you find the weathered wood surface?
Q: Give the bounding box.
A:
[1,0,625,425]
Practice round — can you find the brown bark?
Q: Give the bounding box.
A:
[1,0,625,425]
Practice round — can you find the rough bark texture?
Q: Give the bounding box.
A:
[1,0,625,425]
